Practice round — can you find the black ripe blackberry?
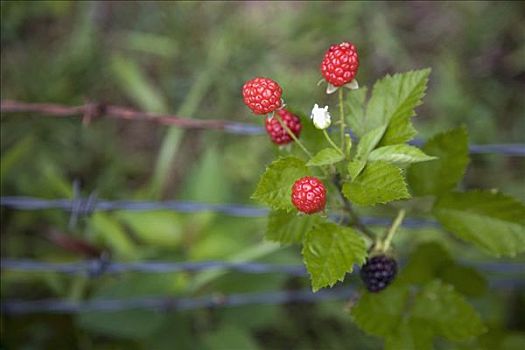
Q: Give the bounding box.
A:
[360,255,397,292]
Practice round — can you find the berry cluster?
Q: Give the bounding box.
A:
[241,41,359,145]
[360,255,398,292]
[265,109,302,145]
[291,176,327,214]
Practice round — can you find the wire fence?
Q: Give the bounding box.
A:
[0,195,439,229]
[2,280,524,315]
[2,99,525,316]
[2,259,524,277]
[1,288,358,315]
[0,259,308,277]
[2,100,524,155]
[1,258,524,314]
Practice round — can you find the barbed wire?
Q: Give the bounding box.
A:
[1,288,357,314]
[1,259,524,277]
[0,259,308,277]
[2,100,524,155]
[0,195,439,229]
[2,100,524,316]
[0,100,235,131]
[2,278,525,315]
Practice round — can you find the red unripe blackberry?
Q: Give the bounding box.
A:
[242,77,283,115]
[360,255,398,293]
[291,176,327,214]
[320,42,359,87]
[265,109,302,145]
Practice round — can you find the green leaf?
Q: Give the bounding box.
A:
[352,280,485,347]
[188,242,281,293]
[145,314,195,350]
[407,126,469,196]
[0,136,34,184]
[476,330,525,350]
[411,281,486,341]
[117,211,183,247]
[433,191,525,257]
[440,264,487,297]
[266,210,320,244]
[252,157,309,211]
[307,148,344,166]
[124,31,179,57]
[399,242,455,285]
[385,319,434,350]
[302,223,366,291]
[347,161,364,182]
[381,113,418,146]
[180,147,231,202]
[204,325,260,350]
[348,126,387,179]
[400,242,487,297]
[89,213,137,259]
[365,69,431,143]
[343,161,410,206]
[346,87,368,137]
[111,54,167,112]
[368,144,437,165]
[352,284,411,337]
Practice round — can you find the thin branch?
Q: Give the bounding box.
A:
[322,129,343,153]
[338,88,345,150]
[332,174,376,240]
[273,112,313,158]
[382,209,406,252]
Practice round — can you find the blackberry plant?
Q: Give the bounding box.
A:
[243,41,525,349]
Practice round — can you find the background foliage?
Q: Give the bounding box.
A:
[1,1,524,349]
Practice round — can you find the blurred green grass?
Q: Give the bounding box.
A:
[1,2,524,349]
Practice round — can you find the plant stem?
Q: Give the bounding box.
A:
[274,112,313,158]
[332,174,375,240]
[382,209,406,252]
[323,130,343,153]
[338,88,345,150]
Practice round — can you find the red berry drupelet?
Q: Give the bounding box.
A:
[242,77,283,115]
[360,255,398,293]
[291,176,327,214]
[265,109,302,145]
[320,42,359,87]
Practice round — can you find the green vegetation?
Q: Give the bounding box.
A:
[1,2,524,349]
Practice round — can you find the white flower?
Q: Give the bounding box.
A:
[310,104,332,130]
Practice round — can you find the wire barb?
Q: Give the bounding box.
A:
[68,180,98,229]
[87,253,111,278]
